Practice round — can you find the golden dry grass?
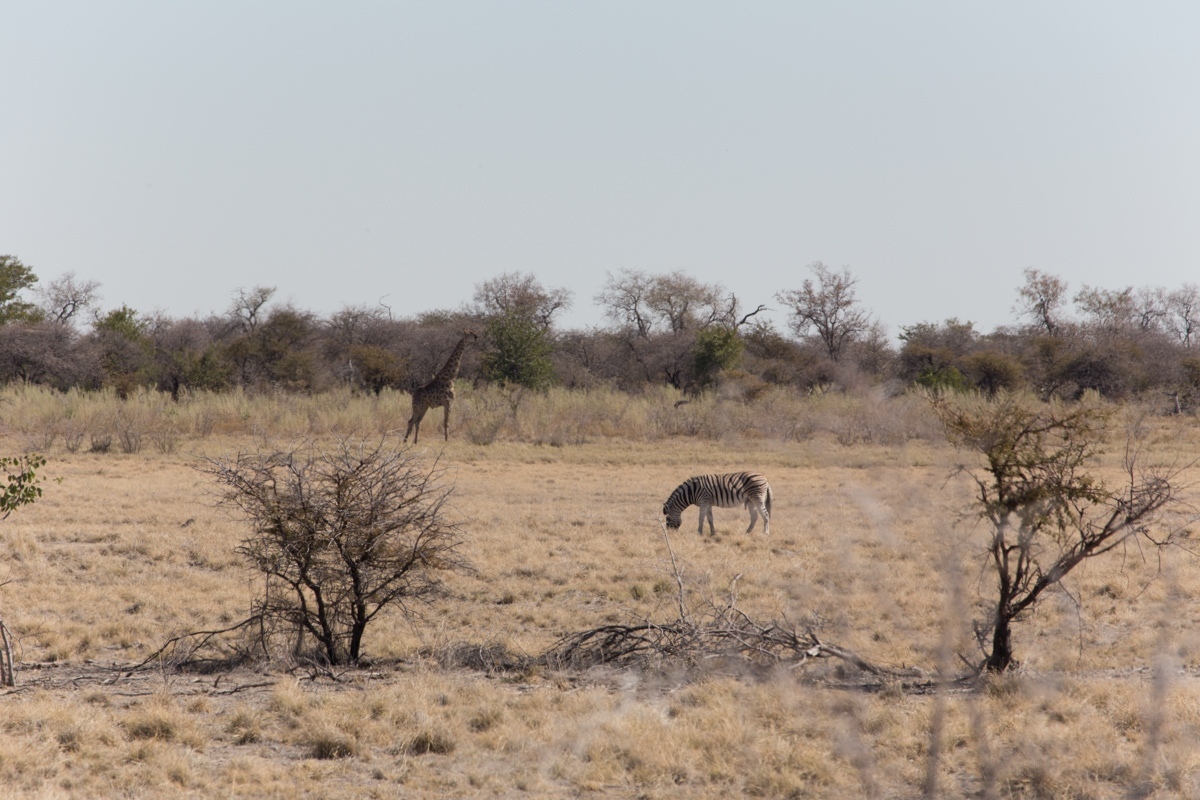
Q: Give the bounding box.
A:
[0,386,1198,797]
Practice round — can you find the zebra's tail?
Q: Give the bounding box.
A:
[765,483,773,518]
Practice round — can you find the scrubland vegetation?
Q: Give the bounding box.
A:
[0,382,1199,798]
[3,258,1200,413]
[1,256,1199,795]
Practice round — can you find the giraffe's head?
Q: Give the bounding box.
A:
[464,329,478,341]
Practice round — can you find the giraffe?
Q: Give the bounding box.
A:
[404,330,477,444]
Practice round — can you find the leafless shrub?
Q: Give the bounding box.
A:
[151,427,181,455]
[116,418,144,454]
[20,426,56,453]
[647,399,725,439]
[461,387,519,445]
[193,407,218,438]
[201,437,470,666]
[61,419,85,453]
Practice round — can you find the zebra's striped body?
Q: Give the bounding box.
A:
[662,472,773,536]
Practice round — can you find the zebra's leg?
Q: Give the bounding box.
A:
[706,505,716,535]
[746,503,759,533]
[696,505,707,535]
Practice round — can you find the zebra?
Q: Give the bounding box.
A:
[662,472,773,536]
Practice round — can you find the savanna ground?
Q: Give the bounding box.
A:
[1,385,1200,798]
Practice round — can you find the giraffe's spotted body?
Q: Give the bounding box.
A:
[404,330,477,444]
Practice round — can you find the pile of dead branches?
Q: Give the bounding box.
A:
[537,533,909,679]
[537,593,889,675]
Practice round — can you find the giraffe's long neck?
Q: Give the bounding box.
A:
[433,335,470,385]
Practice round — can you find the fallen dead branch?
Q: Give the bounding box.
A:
[536,599,906,677]
[128,616,270,675]
[534,527,918,680]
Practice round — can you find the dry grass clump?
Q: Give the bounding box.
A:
[120,694,206,749]
[301,724,360,760]
[268,677,312,719]
[223,708,263,745]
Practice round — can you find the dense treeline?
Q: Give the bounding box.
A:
[2,254,1199,411]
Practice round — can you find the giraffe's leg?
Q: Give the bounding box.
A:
[442,402,451,441]
[405,404,426,444]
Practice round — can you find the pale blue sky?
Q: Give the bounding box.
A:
[3,3,1198,336]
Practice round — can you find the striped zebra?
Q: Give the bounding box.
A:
[662,472,773,536]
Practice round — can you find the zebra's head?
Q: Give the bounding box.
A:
[663,503,682,530]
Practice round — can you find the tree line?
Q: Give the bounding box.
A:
[2,254,1199,409]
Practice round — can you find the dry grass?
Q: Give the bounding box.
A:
[0,382,946,449]
[0,385,1197,797]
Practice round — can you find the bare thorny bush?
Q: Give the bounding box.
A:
[158,437,471,670]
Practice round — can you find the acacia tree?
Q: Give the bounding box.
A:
[932,392,1181,672]
[775,262,871,362]
[594,269,749,389]
[148,316,232,399]
[36,272,101,326]
[228,285,276,333]
[595,269,656,338]
[203,438,468,666]
[643,271,739,333]
[1165,284,1200,348]
[595,269,740,338]
[1074,284,1139,334]
[471,272,572,332]
[1014,268,1069,337]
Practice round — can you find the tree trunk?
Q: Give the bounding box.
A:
[349,621,366,663]
[0,619,15,687]
[984,610,1015,672]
